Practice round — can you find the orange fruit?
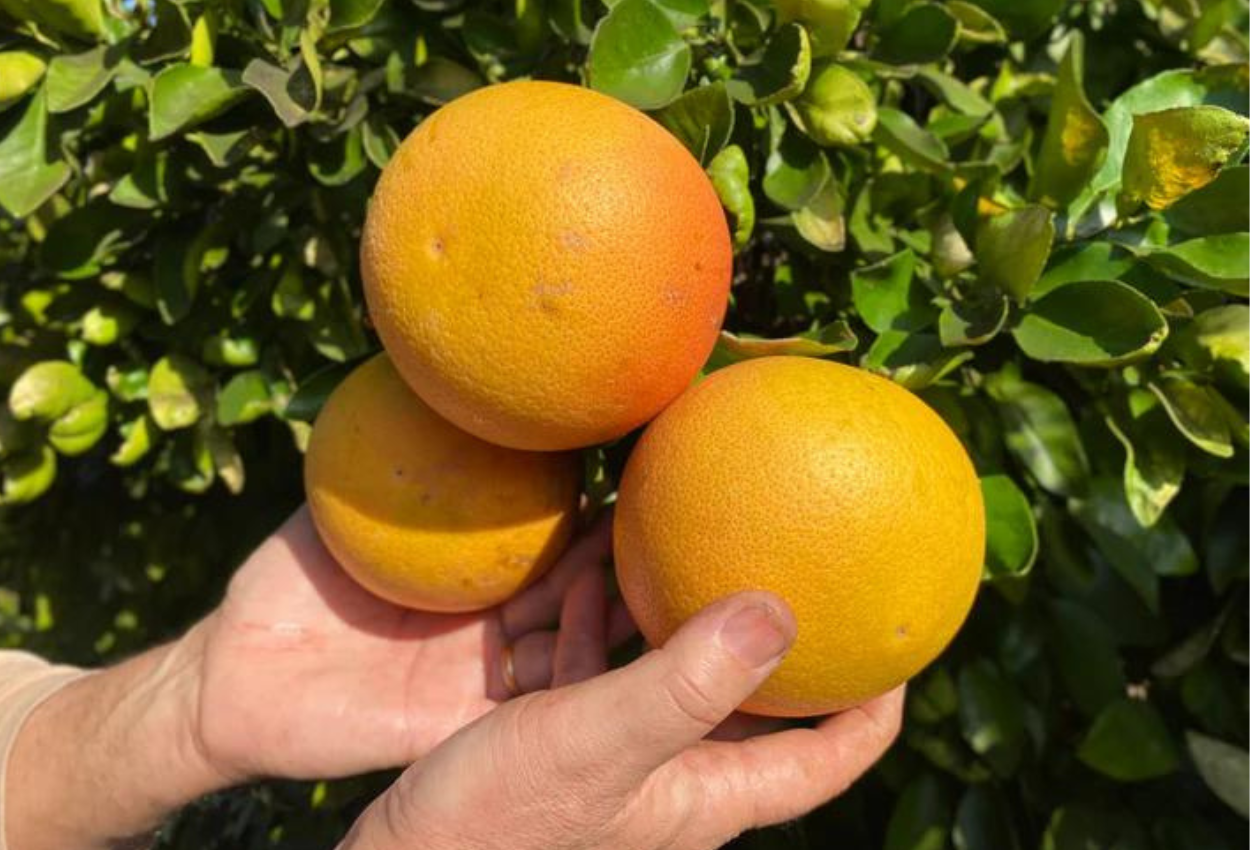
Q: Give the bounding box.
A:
[304,354,581,612]
[360,80,732,451]
[614,356,984,716]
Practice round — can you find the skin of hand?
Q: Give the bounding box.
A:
[340,572,906,850]
[6,507,628,850]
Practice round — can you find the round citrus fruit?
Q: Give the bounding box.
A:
[360,80,732,451]
[304,354,581,612]
[614,356,984,716]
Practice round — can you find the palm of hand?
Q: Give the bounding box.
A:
[193,508,518,782]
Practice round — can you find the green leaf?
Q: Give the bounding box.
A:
[1104,390,1185,527]
[148,64,250,141]
[874,2,958,65]
[1071,476,1197,610]
[960,0,1063,40]
[983,370,1089,497]
[46,44,121,113]
[9,362,96,421]
[909,665,959,724]
[0,51,46,111]
[1085,68,1242,205]
[851,249,936,333]
[1041,806,1142,850]
[1141,234,1249,297]
[216,370,272,426]
[707,144,755,251]
[792,175,845,251]
[953,786,1019,850]
[148,355,209,431]
[763,125,831,211]
[958,659,1027,776]
[947,1,1007,45]
[361,115,399,168]
[773,0,867,57]
[207,424,245,494]
[0,87,70,217]
[885,773,952,850]
[710,323,857,367]
[974,205,1054,302]
[1166,165,1249,236]
[153,230,204,325]
[407,57,484,105]
[654,82,734,164]
[48,389,108,455]
[1078,698,1179,782]
[980,474,1037,579]
[1048,599,1126,716]
[1012,280,1168,366]
[726,22,810,107]
[788,62,877,148]
[110,414,154,467]
[1118,106,1249,213]
[308,126,367,186]
[1034,242,1135,299]
[242,59,313,127]
[874,107,950,173]
[0,445,56,506]
[1174,304,1249,390]
[81,301,139,346]
[916,68,994,117]
[589,0,691,110]
[1186,731,1250,818]
[938,294,1009,347]
[1150,374,1240,457]
[282,360,359,422]
[0,0,105,41]
[862,331,972,390]
[329,0,386,30]
[1030,33,1108,209]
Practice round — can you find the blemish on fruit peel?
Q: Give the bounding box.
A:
[559,231,588,251]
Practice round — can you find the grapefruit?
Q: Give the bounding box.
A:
[360,80,732,451]
[304,354,581,612]
[614,356,984,716]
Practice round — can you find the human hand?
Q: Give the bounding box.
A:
[5,506,628,850]
[340,579,905,850]
[189,505,632,783]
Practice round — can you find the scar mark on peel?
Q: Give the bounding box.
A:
[895,624,909,638]
[532,279,574,313]
[560,231,589,252]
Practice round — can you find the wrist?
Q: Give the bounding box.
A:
[6,627,233,850]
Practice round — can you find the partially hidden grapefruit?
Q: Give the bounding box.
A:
[305,354,581,612]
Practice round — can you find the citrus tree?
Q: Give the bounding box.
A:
[1,0,1247,847]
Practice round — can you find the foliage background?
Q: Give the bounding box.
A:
[1,0,1248,846]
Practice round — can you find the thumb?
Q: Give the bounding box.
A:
[547,591,796,783]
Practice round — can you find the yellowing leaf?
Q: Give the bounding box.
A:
[1118,105,1249,213]
[1030,33,1108,209]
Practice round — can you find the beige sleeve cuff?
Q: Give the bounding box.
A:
[0,651,89,850]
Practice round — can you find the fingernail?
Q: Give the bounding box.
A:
[719,604,791,668]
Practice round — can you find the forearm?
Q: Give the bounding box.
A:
[5,626,232,850]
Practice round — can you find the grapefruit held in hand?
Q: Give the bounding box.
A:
[304,354,580,612]
[360,80,732,451]
[614,356,985,716]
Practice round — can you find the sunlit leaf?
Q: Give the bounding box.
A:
[1030,33,1108,209]
[589,0,691,109]
[789,62,877,148]
[1118,105,1249,213]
